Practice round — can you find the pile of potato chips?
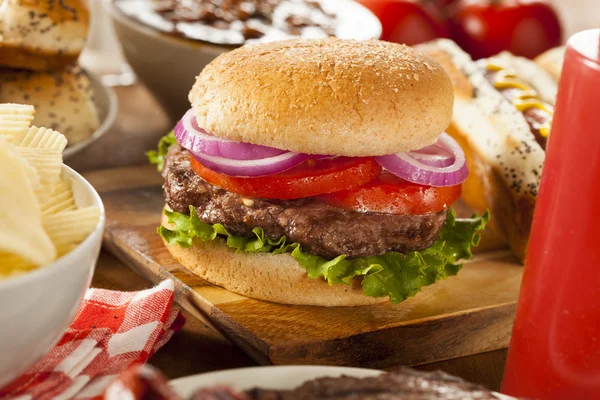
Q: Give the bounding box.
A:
[0,104,100,278]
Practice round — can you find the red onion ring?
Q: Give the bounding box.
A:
[407,143,454,167]
[174,109,285,160]
[375,133,468,187]
[191,151,309,177]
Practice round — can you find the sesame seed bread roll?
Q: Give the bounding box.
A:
[0,65,99,146]
[416,39,547,262]
[189,38,454,157]
[0,0,90,71]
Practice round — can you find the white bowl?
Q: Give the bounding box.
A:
[169,366,515,399]
[104,0,382,121]
[0,165,105,388]
[170,366,382,397]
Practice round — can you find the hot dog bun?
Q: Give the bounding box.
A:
[0,0,90,71]
[535,46,565,82]
[416,39,549,262]
[487,51,557,105]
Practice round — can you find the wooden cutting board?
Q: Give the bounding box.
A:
[88,165,523,368]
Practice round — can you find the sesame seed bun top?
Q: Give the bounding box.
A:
[189,38,454,156]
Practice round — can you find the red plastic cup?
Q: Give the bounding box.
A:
[501,29,600,399]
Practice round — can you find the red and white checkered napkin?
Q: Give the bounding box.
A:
[0,280,185,400]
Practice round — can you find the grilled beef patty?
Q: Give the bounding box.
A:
[190,368,511,400]
[163,144,447,259]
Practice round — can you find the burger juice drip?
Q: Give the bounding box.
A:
[484,63,554,147]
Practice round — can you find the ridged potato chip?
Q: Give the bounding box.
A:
[0,252,38,278]
[19,126,68,152]
[0,138,56,266]
[43,207,101,252]
[16,148,62,184]
[0,104,34,143]
[0,103,100,278]
[41,180,76,216]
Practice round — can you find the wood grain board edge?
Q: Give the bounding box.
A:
[210,307,273,365]
[268,303,516,368]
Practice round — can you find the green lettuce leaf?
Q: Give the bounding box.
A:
[147,131,176,172]
[159,207,489,304]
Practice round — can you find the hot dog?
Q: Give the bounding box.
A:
[416,40,558,262]
[478,56,555,150]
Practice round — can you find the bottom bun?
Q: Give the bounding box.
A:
[161,212,387,307]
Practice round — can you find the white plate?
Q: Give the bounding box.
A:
[169,365,516,399]
[63,70,118,159]
[169,366,381,397]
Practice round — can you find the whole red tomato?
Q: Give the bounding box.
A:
[358,0,451,46]
[428,0,458,8]
[450,0,562,59]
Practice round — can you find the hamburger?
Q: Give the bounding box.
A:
[149,39,488,307]
[416,39,557,262]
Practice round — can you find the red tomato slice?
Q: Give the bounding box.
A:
[190,156,382,200]
[317,171,461,215]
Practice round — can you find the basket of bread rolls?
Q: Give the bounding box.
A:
[0,0,116,155]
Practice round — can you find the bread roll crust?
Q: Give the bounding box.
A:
[0,65,99,145]
[189,38,454,156]
[161,212,386,307]
[535,46,565,82]
[0,0,90,71]
[416,40,545,262]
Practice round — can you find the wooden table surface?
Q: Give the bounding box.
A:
[69,0,597,391]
